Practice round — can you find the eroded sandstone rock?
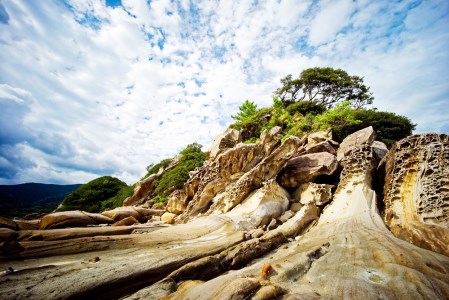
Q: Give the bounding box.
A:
[101,207,163,222]
[225,179,290,230]
[279,152,337,188]
[336,126,375,161]
[156,140,449,299]
[112,216,139,226]
[207,136,304,215]
[208,128,241,159]
[383,134,449,256]
[161,212,177,224]
[292,183,334,206]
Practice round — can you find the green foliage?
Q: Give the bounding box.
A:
[181,142,203,154]
[275,67,374,108]
[60,176,127,212]
[101,184,135,210]
[314,101,363,131]
[144,158,173,179]
[331,109,416,145]
[231,99,258,122]
[285,101,326,116]
[151,144,207,203]
[230,107,273,142]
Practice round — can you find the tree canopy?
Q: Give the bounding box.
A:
[274,67,374,108]
[231,99,258,122]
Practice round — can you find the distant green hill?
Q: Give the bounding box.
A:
[0,183,81,218]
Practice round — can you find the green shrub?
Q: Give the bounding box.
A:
[101,184,135,210]
[230,107,273,141]
[60,176,127,212]
[150,144,207,204]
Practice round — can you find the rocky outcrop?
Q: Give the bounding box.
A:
[205,136,303,216]
[1,127,449,300]
[124,156,180,206]
[158,131,449,300]
[177,127,289,221]
[208,128,241,158]
[279,152,338,188]
[383,134,449,256]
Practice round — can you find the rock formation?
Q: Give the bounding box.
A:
[1,127,448,300]
[383,134,449,256]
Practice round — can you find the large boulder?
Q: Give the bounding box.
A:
[161,212,177,224]
[102,207,163,222]
[383,134,449,256]
[208,128,241,159]
[279,152,338,188]
[307,128,332,146]
[226,179,290,229]
[39,211,108,230]
[336,126,375,161]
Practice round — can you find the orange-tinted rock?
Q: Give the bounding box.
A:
[383,134,449,256]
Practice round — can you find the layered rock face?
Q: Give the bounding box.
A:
[1,128,448,300]
[383,134,449,256]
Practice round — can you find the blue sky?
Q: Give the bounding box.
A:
[0,0,448,185]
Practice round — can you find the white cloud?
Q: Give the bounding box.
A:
[308,0,354,46]
[0,0,448,185]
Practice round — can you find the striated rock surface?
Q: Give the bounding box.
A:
[383,134,449,256]
[279,152,337,188]
[206,136,303,215]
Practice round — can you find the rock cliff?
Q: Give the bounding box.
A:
[1,127,448,299]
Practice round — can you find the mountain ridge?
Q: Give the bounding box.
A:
[0,183,81,218]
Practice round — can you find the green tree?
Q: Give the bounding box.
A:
[231,100,258,122]
[275,67,374,108]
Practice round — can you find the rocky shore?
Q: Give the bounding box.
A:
[1,127,448,299]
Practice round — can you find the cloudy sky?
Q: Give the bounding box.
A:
[0,0,448,185]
